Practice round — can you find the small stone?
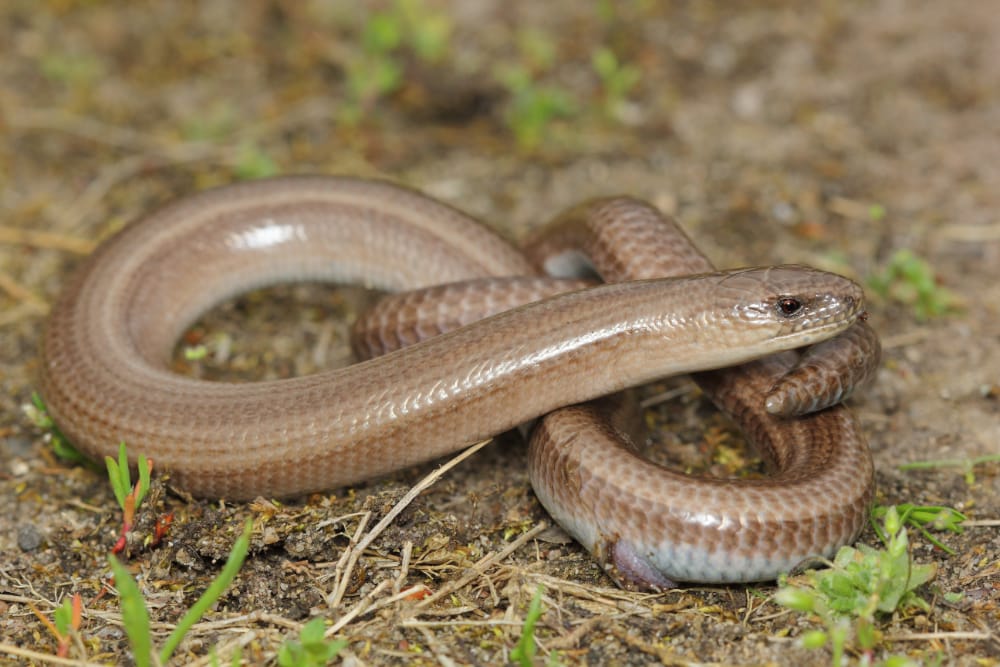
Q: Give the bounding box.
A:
[17,524,42,551]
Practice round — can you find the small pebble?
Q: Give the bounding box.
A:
[17,524,42,551]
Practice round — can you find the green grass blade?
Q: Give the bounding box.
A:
[158,519,253,664]
[105,448,128,509]
[510,585,544,666]
[135,452,151,507]
[108,556,153,667]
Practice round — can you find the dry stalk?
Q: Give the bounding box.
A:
[326,439,492,609]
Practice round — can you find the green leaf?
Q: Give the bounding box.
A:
[510,585,545,667]
[28,393,54,429]
[135,452,151,508]
[799,629,828,649]
[591,46,640,102]
[316,639,347,663]
[108,556,153,667]
[278,618,346,666]
[773,587,816,613]
[883,505,901,536]
[53,597,73,636]
[277,642,301,667]
[105,443,129,509]
[29,394,88,464]
[300,617,326,645]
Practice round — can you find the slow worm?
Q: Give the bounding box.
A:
[39,176,876,588]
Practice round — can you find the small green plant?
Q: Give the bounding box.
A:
[341,12,404,123]
[106,441,154,554]
[28,593,82,658]
[591,46,640,118]
[106,441,151,517]
[494,64,577,151]
[25,392,87,464]
[52,594,83,654]
[492,29,578,151]
[27,402,168,555]
[510,585,559,667]
[277,617,347,667]
[869,248,957,320]
[774,506,937,666]
[338,0,453,124]
[232,141,278,180]
[109,519,253,667]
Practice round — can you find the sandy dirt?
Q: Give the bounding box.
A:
[1,1,998,665]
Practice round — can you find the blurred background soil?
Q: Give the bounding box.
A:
[1,1,998,665]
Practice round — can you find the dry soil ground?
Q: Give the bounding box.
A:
[1,2,998,665]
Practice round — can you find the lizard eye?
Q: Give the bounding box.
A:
[776,297,802,317]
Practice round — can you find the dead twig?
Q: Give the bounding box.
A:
[414,521,548,611]
[326,439,493,609]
